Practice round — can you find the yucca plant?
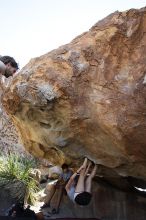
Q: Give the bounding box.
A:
[0,153,39,204]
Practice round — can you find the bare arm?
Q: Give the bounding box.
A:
[65,172,77,192]
[65,161,86,192]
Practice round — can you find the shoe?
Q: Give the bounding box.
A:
[40,178,47,184]
[41,203,50,209]
[52,208,59,214]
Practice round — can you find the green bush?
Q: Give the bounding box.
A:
[0,153,39,204]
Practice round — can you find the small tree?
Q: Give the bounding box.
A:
[0,153,39,204]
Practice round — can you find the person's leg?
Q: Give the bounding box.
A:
[75,158,88,193]
[85,164,97,193]
[84,160,92,177]
[51,185,64,213]
[43,184,56,207]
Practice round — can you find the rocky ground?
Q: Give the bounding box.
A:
[1,178,146,220]
[30,181,97,219]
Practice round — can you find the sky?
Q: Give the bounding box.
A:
[0,0,146,69]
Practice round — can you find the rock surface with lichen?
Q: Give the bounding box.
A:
[2,8,146,181]
[0,76,26,155]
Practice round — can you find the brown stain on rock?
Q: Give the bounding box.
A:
[2,7,146,179]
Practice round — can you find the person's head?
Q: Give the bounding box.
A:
[61,163,69,173]
[74,192,92,206]
[0,56,19,77]
[48,165,62,179]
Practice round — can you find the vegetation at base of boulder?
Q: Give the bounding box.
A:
[0,153,39,204]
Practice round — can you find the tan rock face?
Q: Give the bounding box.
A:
[0,77,26,155]
[2,8,146,178]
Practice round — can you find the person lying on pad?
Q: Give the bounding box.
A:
[65,158,97,206]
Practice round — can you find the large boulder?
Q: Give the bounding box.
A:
[2,8,146,179]
[0,77,27,155]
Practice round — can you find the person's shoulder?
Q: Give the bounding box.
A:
[0,60,6,73]
[0,60,4,66]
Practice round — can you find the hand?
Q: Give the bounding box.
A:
[78,158,88,172]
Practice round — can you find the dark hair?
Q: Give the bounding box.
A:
[61,163,69,170]
[75,192,92,206]
[0,56,19,69]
